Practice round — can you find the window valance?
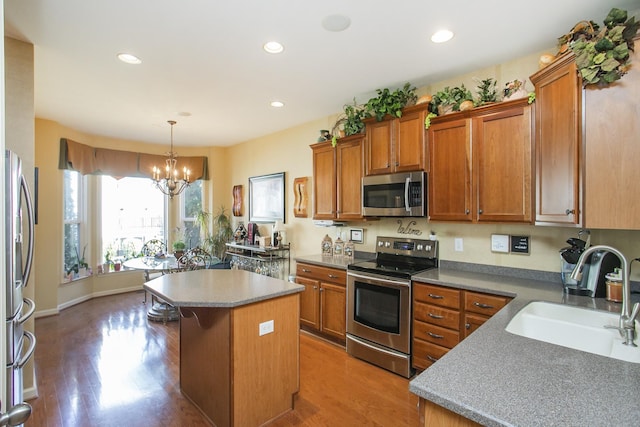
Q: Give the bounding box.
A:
[58,138,209,180]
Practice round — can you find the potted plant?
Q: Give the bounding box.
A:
[195,207,234,265]
[559,8,639,86]
[429,84,473,115]
[364,83,417,122]
[103,245,114,273]
[475,77,498,105]
[172,228,187,259]
[330,98,367,147]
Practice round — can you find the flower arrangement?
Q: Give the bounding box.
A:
[559,8,639,86]
[503,79,527,100]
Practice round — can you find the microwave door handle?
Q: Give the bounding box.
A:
[404,177,410,212]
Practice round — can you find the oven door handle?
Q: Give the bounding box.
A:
[347,334,406,358]
[347,272,409,287]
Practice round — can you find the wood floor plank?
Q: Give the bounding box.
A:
[26,291,420,426]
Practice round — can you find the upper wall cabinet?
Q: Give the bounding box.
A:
[582,36,640,230]
[311,135,364,221]
[364,104,427,176]
[428,98,533,223]
[530,53,582,226]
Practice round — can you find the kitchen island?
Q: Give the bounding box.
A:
[144,269,304,427]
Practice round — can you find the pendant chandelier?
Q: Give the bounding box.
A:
[152,120,191,199]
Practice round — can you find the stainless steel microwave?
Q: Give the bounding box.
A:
[362,171,426,217]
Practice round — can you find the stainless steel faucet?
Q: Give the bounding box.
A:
[571,245,640,346]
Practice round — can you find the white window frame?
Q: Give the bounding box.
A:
[62,170,87,280]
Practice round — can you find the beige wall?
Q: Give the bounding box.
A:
[32,41,640,319]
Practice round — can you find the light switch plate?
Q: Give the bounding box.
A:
[454,238,464,252]
[491,234,509,253]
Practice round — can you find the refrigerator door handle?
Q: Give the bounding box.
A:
[17,298,35,325]
[20,174,35,288]
[17,330,36,369]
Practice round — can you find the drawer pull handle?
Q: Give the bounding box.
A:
[328,274,338,279]
[427,355,439,363]
[428,313,444,319]
[302,268,311,273]
[428,293,444,299]
[473,302,494,309]
[465,323,471,329]
[428,332,444,339]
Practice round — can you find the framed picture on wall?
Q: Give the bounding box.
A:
[249,172,285,223]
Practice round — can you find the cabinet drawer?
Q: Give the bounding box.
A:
[464,292,509,316]
[413,302,460,330]
[296,263,346,285]
[413,283,461,310]
[413,319,460,348]
[412,340,450,370]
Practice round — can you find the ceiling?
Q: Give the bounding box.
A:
[4,1,638,147]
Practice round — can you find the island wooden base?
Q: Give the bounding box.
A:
[419,398,481,427]
[179,293,300,427]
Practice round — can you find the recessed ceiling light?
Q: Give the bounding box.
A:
[177,111,192,117]
[263,41,284,54]
[431,29,454,43]
[431,30,453,43]
[270,100,284,108]
[321,14,351,32]
[117,53,142,64]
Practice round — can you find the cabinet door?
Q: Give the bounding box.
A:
[365,119,394,175]
[311,142,336,219]
[530,54,582,225]
[336,136,364,220]
[320,282,346,342]
[428,118,472,221]
[296,276,320,330]
[473,102,533,223]
[583,44,640,229]
[463,313,490,339]
[396,108,425,172]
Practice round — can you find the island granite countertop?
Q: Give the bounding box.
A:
[143,269,303,308]
[409,267,640,427]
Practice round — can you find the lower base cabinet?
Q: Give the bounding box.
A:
[412,281,510,370]
[296,262,346,344]
[419,399,482,427]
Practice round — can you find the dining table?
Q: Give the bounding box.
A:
[123,256,182,322]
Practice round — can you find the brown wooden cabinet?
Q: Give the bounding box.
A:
[530,52,582,226]
[412,281,511,370]
[428,99,533,223]
[583,36,640,230]
[311,135,364,220]
[364,104,426,176]
[296,262,346,343]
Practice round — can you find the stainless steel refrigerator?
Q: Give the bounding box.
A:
[2,150,36,426]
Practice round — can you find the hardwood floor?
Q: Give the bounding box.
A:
[27,291,420,426]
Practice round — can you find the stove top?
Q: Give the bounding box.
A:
[347,236,438,279]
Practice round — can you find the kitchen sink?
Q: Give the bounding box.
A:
[505,301,640,363]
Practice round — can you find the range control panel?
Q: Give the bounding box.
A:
[375,236,438,259]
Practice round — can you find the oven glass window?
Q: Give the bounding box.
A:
[353,281,400,334]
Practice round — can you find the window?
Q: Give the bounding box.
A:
[101,177,166,264]
[63,170,84,277]
[181,180,203,248]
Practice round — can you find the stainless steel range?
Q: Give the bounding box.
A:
[346,236,438,378]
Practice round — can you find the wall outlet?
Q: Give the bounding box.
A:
[454,238,464,252]
[259,320,274,336]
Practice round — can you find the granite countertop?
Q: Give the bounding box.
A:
[143,269,303,308]
[409,267,640,426]
[295,253,374,270]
